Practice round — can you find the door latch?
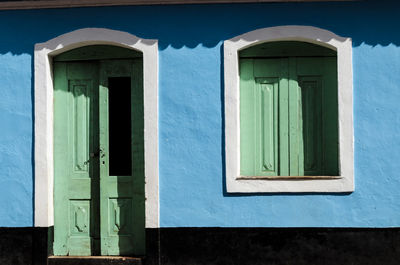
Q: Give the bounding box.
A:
[90,148,105,160]
[90,151,100,158]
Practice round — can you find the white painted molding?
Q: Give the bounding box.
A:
[34,28,159,227]
[224,25,354,193]
[0,0,354,11]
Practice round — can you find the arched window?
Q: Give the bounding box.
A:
[224,26,353,193]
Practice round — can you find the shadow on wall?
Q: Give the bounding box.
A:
[0,0,398,55]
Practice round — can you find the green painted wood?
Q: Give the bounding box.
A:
[256,77,279,175]
[99,59,145,256]
[288,58,300,176]
[254,59,283,176]
[321,57,339,176]
[278,59,290,176]
[240,59,256,176]
[54,56,145,256]
[54,45,142,62]
[298,75,323,175]
[240,59,289,177]
[296,57,338,176]
[289,58,324,176]
[240,52,338,177]
[239,41,336,58]
[54,62,100,255]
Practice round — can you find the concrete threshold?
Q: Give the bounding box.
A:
[48,256,143,265]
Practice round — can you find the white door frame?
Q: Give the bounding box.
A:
[34,28,159,228]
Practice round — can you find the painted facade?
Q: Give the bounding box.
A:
[0,0,400,263]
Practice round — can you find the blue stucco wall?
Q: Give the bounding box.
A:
[0,0,399,227]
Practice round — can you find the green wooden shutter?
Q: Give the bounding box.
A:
[321,57,339,176]
[240,58,289,177]
[289,58,324,176]
[240,56,338,177]
[295,57,339,176]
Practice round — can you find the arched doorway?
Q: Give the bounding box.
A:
[34,28,159,257]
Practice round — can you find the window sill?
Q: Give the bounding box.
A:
[237,175,342,180]
[228,176,353,193]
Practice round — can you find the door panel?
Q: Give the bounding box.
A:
[99,59,145,256]
[54,62,99,256]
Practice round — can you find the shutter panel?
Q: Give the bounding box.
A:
[295,57,338,176]
[240,59,256,176]
[288,58,301,175]
[240,59,288,177]
[254,59,289,176]
[254,77,279,176]
[322,57,339,175]
[298,76,323,175]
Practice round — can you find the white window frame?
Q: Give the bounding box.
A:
[224,25,354,193]
[34,28,159,227]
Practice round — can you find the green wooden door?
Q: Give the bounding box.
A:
[240,57,338,177]
[54,59,144,256]
[54,62,100,256]
[99,60,145,255]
